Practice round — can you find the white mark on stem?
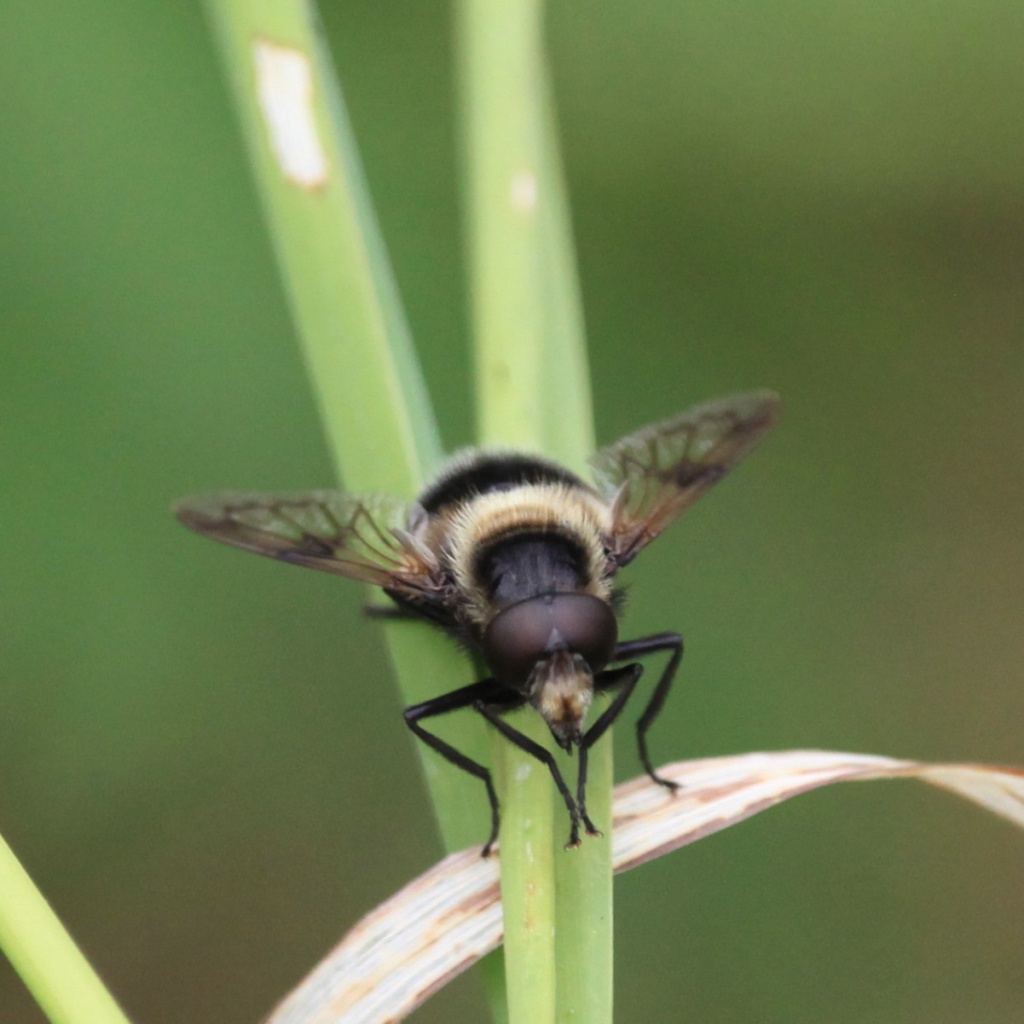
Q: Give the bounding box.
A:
[253,39,327,189]
[510,168,538,213]
[514,761,534,783]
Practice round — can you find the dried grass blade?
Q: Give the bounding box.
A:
[265,750,1024,1024]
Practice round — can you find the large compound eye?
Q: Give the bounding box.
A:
[482,593,618,688]
[547,593,618,671]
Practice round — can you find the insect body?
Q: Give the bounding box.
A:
[175,390,779,854]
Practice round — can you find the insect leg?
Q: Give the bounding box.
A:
[368,590,461,630]
[611,632,684,791]
[472,703,586,849]
[363,604,418,620]
[577,663,644,834]
[404,679,523,856]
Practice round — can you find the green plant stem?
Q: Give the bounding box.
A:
[459,0,555,1018]
[204,0,486,854]
[0,834,131,1024]
[537,69,613,1024]
[205,0,436,493]
[458,2,610,1023]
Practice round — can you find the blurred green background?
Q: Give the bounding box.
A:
[2,1,1022,1021]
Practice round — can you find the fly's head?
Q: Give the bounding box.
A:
[481,592,618,749]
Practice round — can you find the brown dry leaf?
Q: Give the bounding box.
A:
[265,750,1024,1024]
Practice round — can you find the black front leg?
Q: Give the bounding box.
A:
[473,703,587,849]
[611,632,684,790]
[578,663,644,834]
[404,678,524,856]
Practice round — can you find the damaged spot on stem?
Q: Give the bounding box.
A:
[253,39,328,189]
[510,167,538,214]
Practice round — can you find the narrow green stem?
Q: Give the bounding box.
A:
[205,0,485,853]
[205,0,437,492]
[0,834,131,1024]
[458,2,610,1023]
[459,0,555,1017]
[537,73,613,1024]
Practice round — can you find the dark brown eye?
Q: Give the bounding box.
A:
[482,593,618,688]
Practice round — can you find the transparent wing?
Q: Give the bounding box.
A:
[173,490,445,601]
[589,390,780,566]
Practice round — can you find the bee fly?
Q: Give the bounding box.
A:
[174,390,779,855]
